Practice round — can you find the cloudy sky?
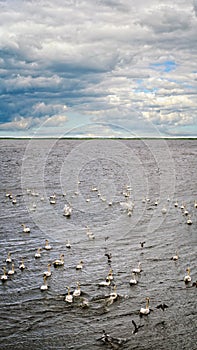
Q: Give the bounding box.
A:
[0,0,197,138]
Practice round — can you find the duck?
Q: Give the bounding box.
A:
[65,286,73,303]
[171,251,179,261]
[132,262,142,274]
[44,239,52,250]
[35,247,42,258]
[53,254,64,267]
[1,267,8,281]
[140,297,150,316]
[40,276,48,291]
[6,252,12,263]
[73,282,81,297]
[129,273,138,285]
[43,263,52,277]
[8,263,15,275]
[76,260,84,270]
[184,268,192,283]
[22,224,30,233]
[154,199,158,206]
[19,258,25,270]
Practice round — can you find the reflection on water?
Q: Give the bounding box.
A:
[0,139,196,350]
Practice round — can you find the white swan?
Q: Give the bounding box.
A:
[8,263,15,275]
[73,282,81,297]
[1,267,8,281]
[184,268,192,283]
[35,247,42,258]
[43,263,52,277]
[65,286,73,303]
[76,260,84,270]
[109,285,118,301]
[187,216,192,225]
[66,240,71,249]
[161,206,167,214]
[44,239,52,250]
[194,200,197,208]
[140,297,150,315]
[40,276,48,291]
[171,251,179,261]
[132,262,142,274]
[22,224,30,233]
[63,205,72,217]
[129,273,138,285]
[19,259,25,270]
[53,254,64,267]
[107,268,113,281]
[6,252,12,263]
[99,277,111,287]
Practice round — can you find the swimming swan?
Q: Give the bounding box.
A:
[140,297,150,315]
[22,224,30,233]
[43,263,52,277]
[1,267,8,281]
[184,268,192,283]
[40,276,48,291]
[132,262,142,274]
[73,282,81,297]
[65,286,73,303]
[53,254,64,267]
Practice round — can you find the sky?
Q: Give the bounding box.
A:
[0,0,197,138]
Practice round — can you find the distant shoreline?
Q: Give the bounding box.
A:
[0,137,196,140]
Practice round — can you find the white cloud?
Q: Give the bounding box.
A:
[0,0,196,136]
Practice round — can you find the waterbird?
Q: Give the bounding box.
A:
[105,252,112,264]
[132,262,142,274]
[1,267,8,281]
[19,259,25,270]
[8,263,15,275]
[73,282,81,297]
[44,239,52,250]
[132,320,144,334]
[65,286,73,303]
[63,205,72,217]
[6,252,12,263]
[156,303,169,311]
[184,268,192,283]
[171,251,179,261]
[140,297,150,316]
[99,277,111,287]
[66,240,71,249]
[76,260,84,270]
[35,247,42,258]
[186,215,192,225]
[53,254,64,267]
[43,263,52,277]
[22,224,30,233]
[129,273,138,285]
[140,241,146,248]
[40,276,48,291]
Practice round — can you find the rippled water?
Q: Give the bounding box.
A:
[0,139,196,350]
